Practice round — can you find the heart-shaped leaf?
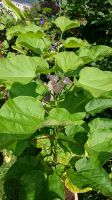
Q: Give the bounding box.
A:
[63,37,89,48]
[7,24,43,39]
[77,67,112,97]
[16,34,51,55]
[54,16,80,32]
[55,51,83,73]
[0,55,49,84]
[0,96,45,148]
[77,45,112,65]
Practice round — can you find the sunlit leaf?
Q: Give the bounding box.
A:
[63,37,89,48]
[54,16,80,32]
[85,98,112,114]
[45,108,83,126]
[0,96,45,148]
[16,34,51,55]
[0,55,49,84]
[77,67,112,97]
[55,51,83,73]
[77,45,112,64]
[7,23,43,40]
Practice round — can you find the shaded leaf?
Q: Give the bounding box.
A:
[59,124,88,155]
[86,118,112,166]
[46,173,65,200]
[6,156,40,180]
[68,158,112,196]
[7,140,29,157]
[58,89,91,113]
[20,170,45,200]
[9,82,38,98]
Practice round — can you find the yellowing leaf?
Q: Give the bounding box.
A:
[65,178,92,193]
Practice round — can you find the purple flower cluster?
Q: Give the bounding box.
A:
[40,18,45,25]
[50,45,55,51]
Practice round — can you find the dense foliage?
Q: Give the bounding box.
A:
[0,0,112,199]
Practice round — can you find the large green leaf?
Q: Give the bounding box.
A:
[86,118,112,166]
[2,0,25,20]
[46,173,65,200]
[77,45,112,65]
[54,16,80,32]
[55,51,83,73]
[0,96,45,148]
[0,55,49,84]
[20,170,45,200]
[85,98,112,114]
[7,24,43,39]
[68,158,112,196]
[45,108,83,126]
[16,33,50,55]
[63,37,89,48]
[77,67,112,97]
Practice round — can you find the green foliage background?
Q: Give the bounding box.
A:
[0,0,112,200]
